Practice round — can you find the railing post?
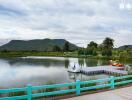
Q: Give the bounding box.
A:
[27,84,32,100]
[110,76,115,89]
[76,80,80,96]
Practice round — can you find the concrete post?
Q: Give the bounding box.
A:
[110,76,115,89]
[76,80,81,96]
[27,84,32,100]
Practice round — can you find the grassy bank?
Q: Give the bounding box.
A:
[0,51,131,60]
[0,51,74,58]
[0,51,118,60]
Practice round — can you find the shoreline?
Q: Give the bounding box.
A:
[0,51,131,60]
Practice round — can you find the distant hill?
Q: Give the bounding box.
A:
[118,45,132,49]
[0,39,79,51]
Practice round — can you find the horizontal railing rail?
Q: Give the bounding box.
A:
[80,84,111,91]
[80,78,111,85]
[0,75,131,100]
[32,82,76,90]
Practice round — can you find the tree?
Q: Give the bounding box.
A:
[87,41,98,48]
[119,51,128,60]
[1,49,9,53]
[102,37,114,49]
[124,45,129,53]
[78,48,85,55]
[102,48,112,56]
[86,47,94,55]
[53,45,61,52]
[98,44,103,51]
[124,45,129,50]
[101,37,114,56]
[86,41,98,56]
[93,49,98,56]
[63,42,69,52]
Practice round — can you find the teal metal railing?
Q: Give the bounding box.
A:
[0,75,132,100]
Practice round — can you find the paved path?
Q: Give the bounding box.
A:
[63,86,132,100]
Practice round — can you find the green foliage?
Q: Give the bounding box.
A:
[0,37,131,60]
[119,51,128,59]
[78,41,98,56]
[63,42,70,52]
[101,37,114,57]
[93,49,98,56]
[0,39,78,52]
[128,70,132,75]
[102,37,114,49]
[78,49,85,55]
[53,45,61,52]
[102,48,112,57]
[87,41,98,48]
[119,45,132,50]
[85,48,93,55]
[98,44,103,51]
[85,47,97,56]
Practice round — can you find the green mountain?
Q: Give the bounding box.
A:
[118,45,132,49]
[0,39,79,51]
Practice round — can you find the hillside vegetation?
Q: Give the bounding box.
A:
[0,39,78,52]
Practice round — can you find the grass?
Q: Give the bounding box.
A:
[0,47,132,59]
[0,51,131,61]
[0,51,65,57]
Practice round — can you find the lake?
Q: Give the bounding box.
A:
[0,56,131,89]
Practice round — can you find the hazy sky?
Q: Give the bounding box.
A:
[0,0,132,47]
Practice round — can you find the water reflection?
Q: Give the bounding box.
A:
[64,59,69,68]
[78,58,85,67]
[68,72,109,82]
[6,58,67,67]
[0,57,131,88]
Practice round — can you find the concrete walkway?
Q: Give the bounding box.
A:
[63,86,132,100]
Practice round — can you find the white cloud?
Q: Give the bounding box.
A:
[0,0,132,47]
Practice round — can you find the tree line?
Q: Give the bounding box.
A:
[78,37,114,57]
[53,42,70,52]
[53,37,114,57]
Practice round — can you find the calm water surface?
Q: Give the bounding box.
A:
[0,56,131,88]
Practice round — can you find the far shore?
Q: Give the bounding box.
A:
[0,51,131,61]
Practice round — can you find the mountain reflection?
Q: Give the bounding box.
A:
[3,57,70,67]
